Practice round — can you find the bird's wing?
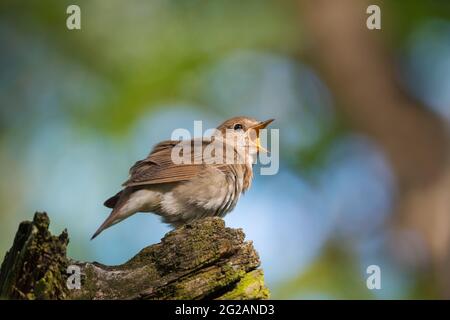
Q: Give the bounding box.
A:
[122,139,221,187]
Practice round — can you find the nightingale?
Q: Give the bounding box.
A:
[91,116,274,239]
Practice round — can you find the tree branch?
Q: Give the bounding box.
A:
[0,212,269,300]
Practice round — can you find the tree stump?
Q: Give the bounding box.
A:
[0,212,269,300]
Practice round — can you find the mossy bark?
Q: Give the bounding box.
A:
[0,212,69,299]
[0,212,269,300]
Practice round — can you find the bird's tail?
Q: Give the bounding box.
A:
[91,189,132,240]
[90,212,119,240]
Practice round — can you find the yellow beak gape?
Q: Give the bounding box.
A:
[256,137,269,153]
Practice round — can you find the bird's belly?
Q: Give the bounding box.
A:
[159,169,241,225]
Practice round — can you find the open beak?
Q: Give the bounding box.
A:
[250,119,275,132]
[250,119,274,153]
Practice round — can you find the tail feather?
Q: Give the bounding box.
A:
[104,190,123,208]
[90,214,116,240]
[92,188,157,240]
[91,209,130,240]
[91,189,131,240]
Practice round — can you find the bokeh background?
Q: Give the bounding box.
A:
[1,0,450,299]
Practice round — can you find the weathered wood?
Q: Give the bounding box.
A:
[0,212,269,300]
[0,212,69,299]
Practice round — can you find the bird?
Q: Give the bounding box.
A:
[91,116,274,239]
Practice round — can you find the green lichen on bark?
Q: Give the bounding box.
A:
[0,212,69,300]
[1,213,270,300]
[218,270,270,300]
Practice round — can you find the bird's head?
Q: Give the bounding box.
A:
[215,116,274,155]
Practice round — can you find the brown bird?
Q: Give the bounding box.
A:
[91,116,274,239]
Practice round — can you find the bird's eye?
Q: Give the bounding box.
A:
[233,123,243,130]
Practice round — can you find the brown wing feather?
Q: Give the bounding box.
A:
[122,139,211,187]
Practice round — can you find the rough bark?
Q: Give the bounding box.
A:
[0,212,269,300]
[0,212,69,299]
